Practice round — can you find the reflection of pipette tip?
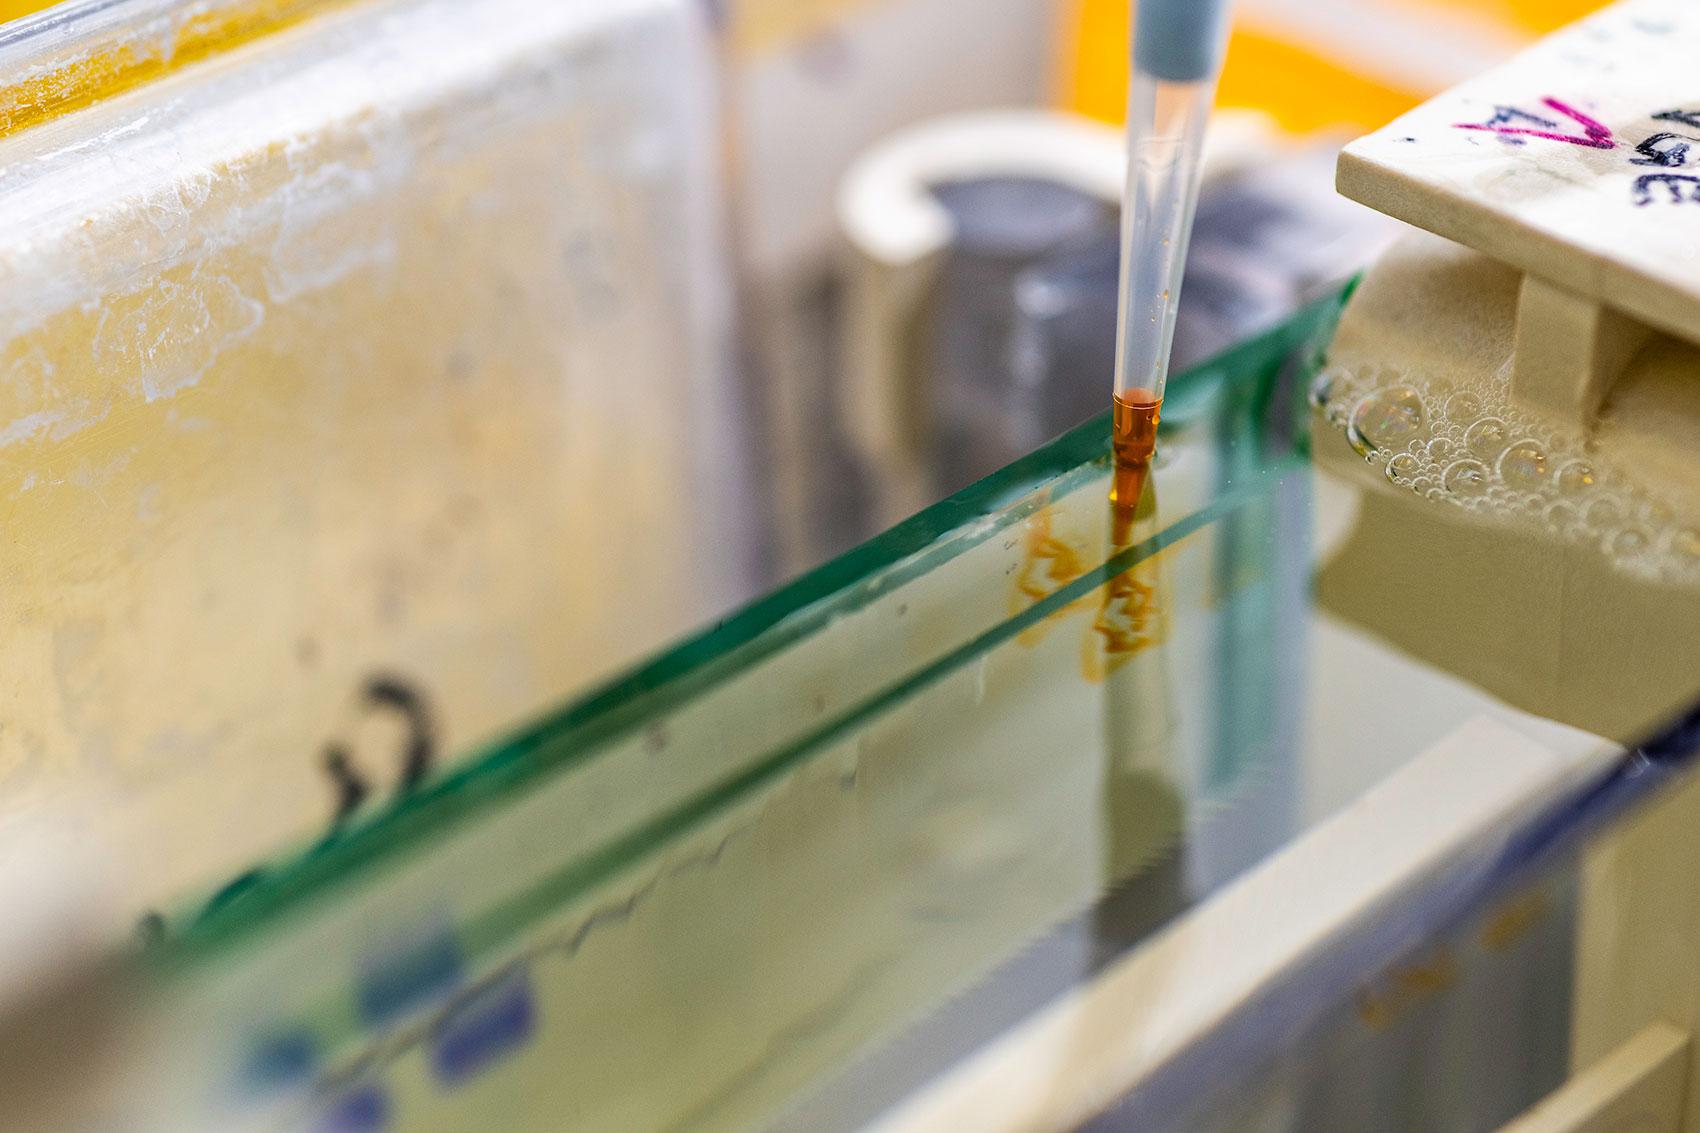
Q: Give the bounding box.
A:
[1111,466,1147,547]
[1111,466,1145,519]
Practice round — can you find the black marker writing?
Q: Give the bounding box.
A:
[1633,173,1700,205]
[323,674,439,826]
[1654,108,1700,130]
[1632,131,1697,168]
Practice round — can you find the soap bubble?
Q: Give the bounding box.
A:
[1557,461,1596,495]
[1498,441,1549,492]
[1427,437,1455,462]
[1546,501,1579,531]
[1348,387,1426,455]
[1464,417,1509,460]
[1585,497,1623,530]
[1386,453,1421,484]
[1444,459,1490,497]
[1613,529,1650,556]
[1445,391,1482,422]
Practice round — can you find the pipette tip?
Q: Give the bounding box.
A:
[1111,387,1162,522]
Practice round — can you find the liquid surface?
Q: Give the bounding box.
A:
[34,294,1700,1133]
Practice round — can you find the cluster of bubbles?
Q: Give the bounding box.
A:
[1311,359,1700,584]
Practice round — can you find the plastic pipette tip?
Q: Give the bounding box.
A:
[1110,389,1161,526]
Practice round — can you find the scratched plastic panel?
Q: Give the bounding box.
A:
[0,0,740,915]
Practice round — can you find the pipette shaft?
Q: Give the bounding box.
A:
[1111,0,1231,503]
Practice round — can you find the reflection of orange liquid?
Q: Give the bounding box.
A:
[1086,472,1167,682]
[1111,389,1161,517]
[1011,508,1089,646]
[1088,570,1161,673]
[1356,945,1459,1031]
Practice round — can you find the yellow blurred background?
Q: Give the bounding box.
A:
[730,0,1611,135]
[1,0,1611,135]
[1060,0,1607,133]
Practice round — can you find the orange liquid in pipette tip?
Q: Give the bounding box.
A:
[1111,388,1162,522]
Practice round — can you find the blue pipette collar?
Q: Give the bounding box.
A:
[1135,0,1232,84]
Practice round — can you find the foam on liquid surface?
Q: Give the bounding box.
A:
[1313,353,1700,585]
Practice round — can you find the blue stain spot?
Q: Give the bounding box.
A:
[431,969,537,1087]
[316,1086,389,1133]
[357,920,463,1028]
[241,1028,318,1095]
